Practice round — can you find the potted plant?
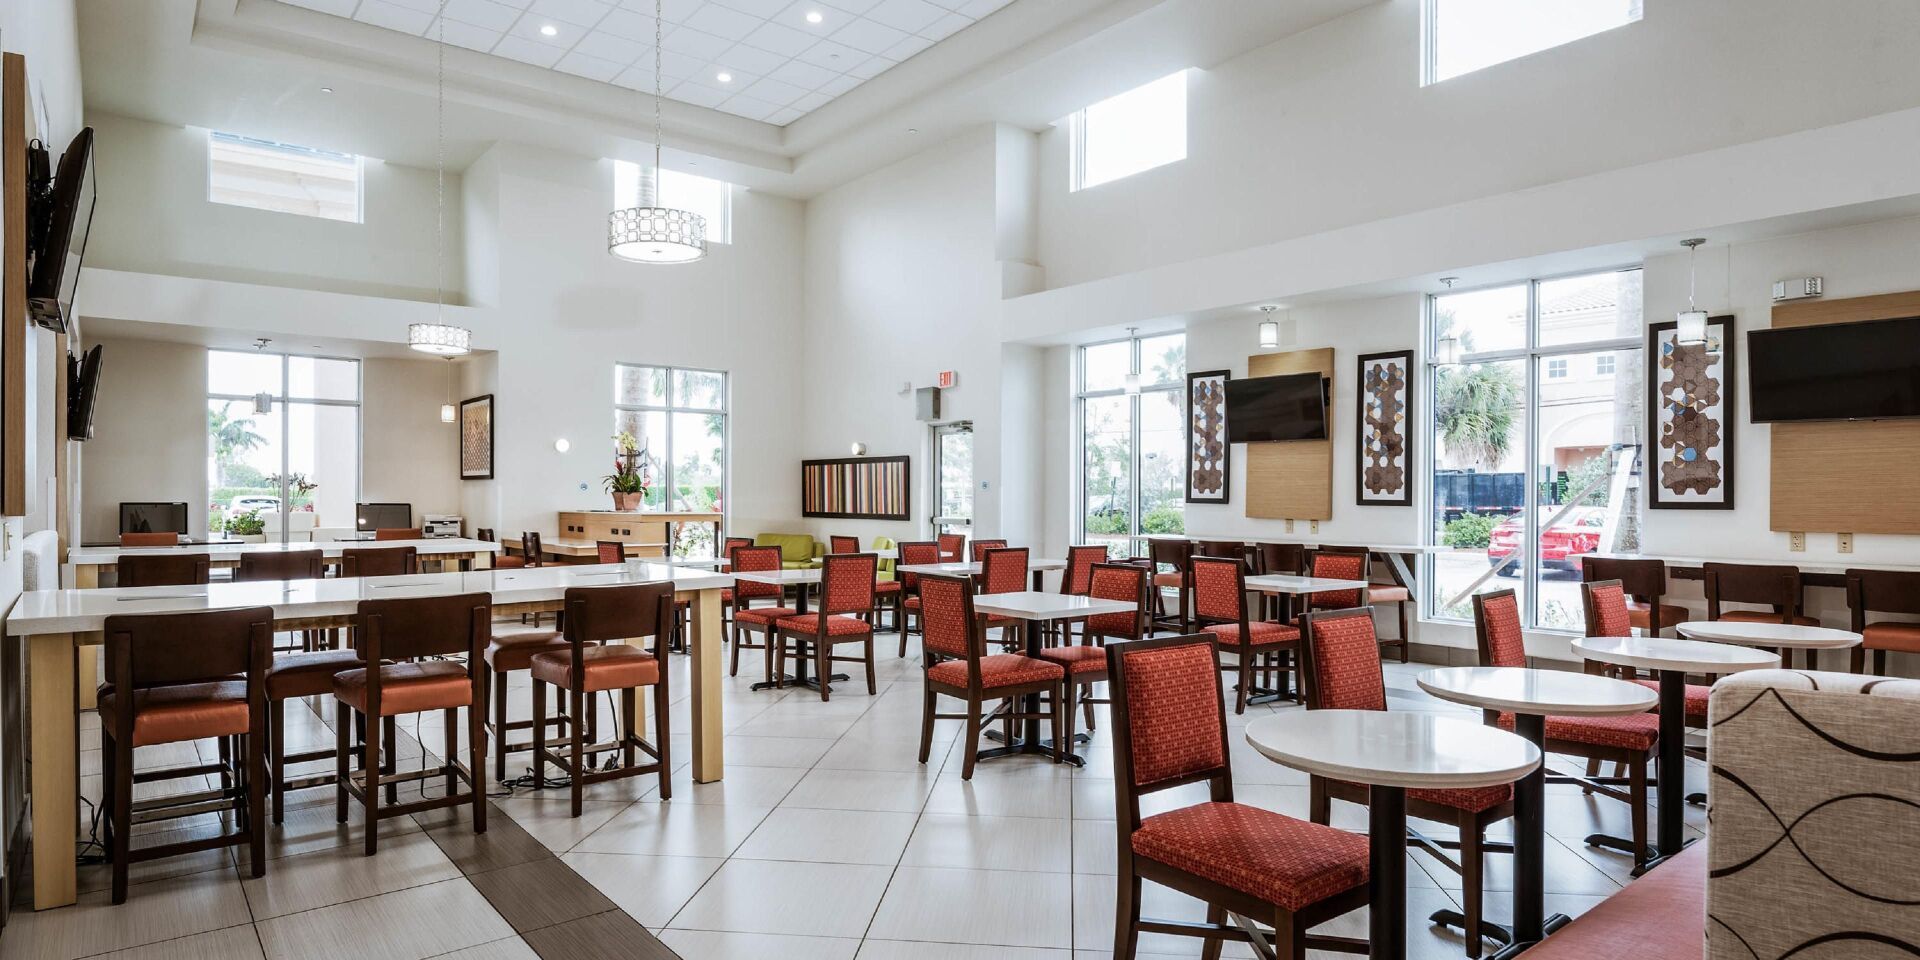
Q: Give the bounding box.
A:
[270,472,321,512]
[605,433,652,512]
[225,509,267,543]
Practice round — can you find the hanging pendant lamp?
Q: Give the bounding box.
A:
[1675,238,1709,347]
[608,0,706,264]
[411,17,471,356]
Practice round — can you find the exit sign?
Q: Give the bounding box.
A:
[937,370,958,388]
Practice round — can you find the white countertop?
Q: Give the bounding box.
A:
[730,568,822,585]
[970,591,1136,621]
[1674,620,1863,650]
[1243,574,1373,595]
[9,562,732,636]
[69,538,500,565]
[895,559,1068,575]
[1417,667,1659,717]
[1244,710,1540,790]
[1159,535,1451,554]
[1584,552,1920,576]
[1571,635,1780,674]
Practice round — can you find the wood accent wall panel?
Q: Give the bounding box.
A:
[3,53,26,517]
[557,512,669,557]
[1769,291,1920,534]
[1244,348,1334,521]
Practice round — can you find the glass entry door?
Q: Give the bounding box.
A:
[932,422,973,537]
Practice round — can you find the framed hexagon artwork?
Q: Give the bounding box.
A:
[1356,350,1413,506]
[1185,370,1231,504]
[1647,314,1735,509]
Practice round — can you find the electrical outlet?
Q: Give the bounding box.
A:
[1285,519,1295,533]
[578,482,589,491]
[1310,520,1319,534]
[1838,533,1854,554]
[1789,531,1806,552]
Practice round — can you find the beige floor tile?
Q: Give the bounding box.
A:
[488,797,629,854]
[638,762,808,807]
[867,866,1072,949]
[418,937,541,960]
[560,851,724,928]
[0,868,252,960]
[669,859,893,938]
[660,929,860,960]
[733,806,918,865]
[900,813,1071,873]
[255,879,514,960]
[570,800,771,858]
[780,767,938,813]
[859,944,1070,960]
[84,925,263,960]
[241,830,460,920]
[718,735,837,768]
[815,734,955,773]
[923,772,1072,819]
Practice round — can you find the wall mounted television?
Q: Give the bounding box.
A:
[1224,372,1330,443]
[1747,315,1920,423]
[27,127,95,334]
[66,345,102,440]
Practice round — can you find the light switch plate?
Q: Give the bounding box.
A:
[1285,519,1295,533]
[1838,533,1854,554]
[1789,531,1806,552]
[1310,520,1320,533]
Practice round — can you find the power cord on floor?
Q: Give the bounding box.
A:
[487,693,627,796]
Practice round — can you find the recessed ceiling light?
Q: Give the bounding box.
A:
[716,71,733,83]
[907,127,919,134]
[539,23,558,36]
[320,86,333,94]
[805,10,824,24]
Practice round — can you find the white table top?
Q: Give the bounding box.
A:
[1417,667,1659,717]
[1160,536,1452,554]
[8,562,733,636]
[1584,552,1920,577]
[1674,620,1863,650]
[970,591,1136,621]
[730,568,821,585]
[1243,574,1373,595]
[896,559,1067,576]
[69,538,500,565]
[1244,710,1540,790]
[1572,635,1779,674]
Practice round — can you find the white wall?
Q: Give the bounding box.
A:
[85,112,463,302]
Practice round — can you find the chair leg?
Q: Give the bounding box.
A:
[532,680,548,787]
[492,671,509,782]
[918,687,936,765]
[816,639,831,702]
[1308,777,1329,826]
[1397,601,1410,663]
[443,707,459,799]
[362,712,381,856]
[469,687,488,835]
[270,697,287,824]
[1051,684,1066,764]
[1200,902,1227,960]
[109,732,132,904]
[1462,814,1484,959]
[570,684,586,818]
[622,688,637,770]
[961,700,981,781]
[247,728,266,878]
[1083,682,1097,731]
[1852,645,1865,674]
[1113,871,1142,960]
[1235,650,1251,715]
[865,637,877,695]
[653,677,672,800]
[382,716,399,806]
[729,621,742,676]
[1582,758,1600,794]
[335,701,350,823]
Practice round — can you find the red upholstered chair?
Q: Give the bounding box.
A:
[1302,549,1369,615]
[774,553,878,701]
[332,593,489,854]
[728,545,796,680]
[374,527,423,541]
[116,553,210,588]
[1475,588,1659,868]
[916,574,1067,780]
[1585,579,1708,728]
[531,581,673,816]
[1322,544,1413,663]
[1188,555,1301,713]
[1299,606,1514,958]
[1251,541,1307,621]
[1107,633,1370,959]
[936,532,966,563]
[1582,556,1686,636]
[237,549,328,651]
[594,540,626,563]
[979,547,1031,649]
[969,538,1008,562]
[1039,561,1147,734]
[1046,544,1113,644]
[119,531,181,547]
[1148,537,1195,632]
[1847,568,1920,675]
[722,536,753,560]
[340,546,416,579]
[896,540,942,655]
[479,529,527,570]
[100,607,272,902]
[829,535,860,554]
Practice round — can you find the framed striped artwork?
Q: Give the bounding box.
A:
[802,456,912,520]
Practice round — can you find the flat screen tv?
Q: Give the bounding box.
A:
[1748,316,1920,423]
[27,128,95,334]
[66,345,102,440]
[120,502,188,536]
[356,502,412,532]
[1224,373,1330,443]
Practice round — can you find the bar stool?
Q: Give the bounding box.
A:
[373,528,423,541]
[236,549,326,651]
[332,593,490,854]
[1583,556,1686,636]
[728,545,795,680]
[116,553,210,588]
[914,573,1066,780]
[480,528,528,570]
[341,546,416,578]
[1148,538,1194,632]
[99,607,272,902]
[531,581,675,816]
[1189,555,1301,713]
[485,622,578,783]
[119,532,180,547]
[1705,561,1818,668]
[1846,568,1920,675]
[266,646,367,822]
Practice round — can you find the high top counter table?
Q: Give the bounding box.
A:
[67,537,502,587]
[8,561,732,911]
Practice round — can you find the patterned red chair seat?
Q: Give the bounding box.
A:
[927,653,1064,689]
[1498,710,1660,751]
[874,580,902,594]
[1631,678,1711,722]
[733,605,798,626]
[1199,621,1300,645]
[719,588,733,603]
[1131,802,1370,911]
[1037,644,1107,675]
[774,613,872,637]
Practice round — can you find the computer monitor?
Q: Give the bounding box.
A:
[120,502,188,535]
[356,502,412,532]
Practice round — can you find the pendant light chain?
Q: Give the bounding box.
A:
[604,0,705,262]
[654,0,664,198]
[408,11,472,355]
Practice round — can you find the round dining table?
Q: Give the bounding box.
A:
[1245,710,1540,960]
[1674,620,1862,669]
[1416,666,1657,958]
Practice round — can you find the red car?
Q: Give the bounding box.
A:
[1486,508,1607,575]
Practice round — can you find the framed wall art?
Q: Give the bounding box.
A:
[1647,314,1734,509]
[1356,350,1413,506]
[802,455,911,520]
[459,394,494,481]
[1185,369,1230,503]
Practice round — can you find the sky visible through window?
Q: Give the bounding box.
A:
[1428,0,1642,83]
[1071,71,1188,191]
[207,131,362,222]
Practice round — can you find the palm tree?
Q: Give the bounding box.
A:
[1432,308,1522,468]
[208,403,267,485]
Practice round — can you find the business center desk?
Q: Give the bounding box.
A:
[8,562,734,911]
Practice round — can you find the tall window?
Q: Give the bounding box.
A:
[207,350,360,541]
[613,162,733,244]
[207,131,363,222]
[614,364,727,556]
[1078,332,1186,556]
[1427,268,1643,630]
[1423,0,1643,84]
[1068,71,1188,192]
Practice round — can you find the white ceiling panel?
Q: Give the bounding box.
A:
[266,0,1008,124]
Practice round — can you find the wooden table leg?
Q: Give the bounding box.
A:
[29,632,79,909]
[689,587,724,783]
[73,565,99,710]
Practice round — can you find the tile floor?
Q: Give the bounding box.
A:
[3,619,1707,960]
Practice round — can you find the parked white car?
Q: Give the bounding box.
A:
[228,495,282,514]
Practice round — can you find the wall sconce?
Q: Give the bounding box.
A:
[554,438,571,453]
[1257,305,1281,349]
[850,441,867,456]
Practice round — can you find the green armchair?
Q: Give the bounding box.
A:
[753,533,824,570]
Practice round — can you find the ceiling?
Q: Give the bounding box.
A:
[270,0,1012,126]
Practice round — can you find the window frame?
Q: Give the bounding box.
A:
[1067,70,1189,193]
[1421,265,1645,632]
[1545,357,1568,379]
[1075,331,1186,556]
[206,131,365,224]
[613,363,730,555]
[206,348,363,543]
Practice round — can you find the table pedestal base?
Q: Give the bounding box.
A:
[1369,787,1407,960]
[972,740,1086,767]
[751,672,850,692]
[1488,914,1572,960]
[1429,908,1513,950]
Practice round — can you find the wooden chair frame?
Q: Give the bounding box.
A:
[1188,555,1297,714]
[532,583,674,817]
[773,554,879,701]
[915,574,1066,780]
